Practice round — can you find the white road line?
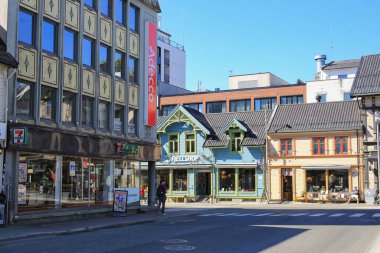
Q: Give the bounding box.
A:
[289,213,309,217]
[198,213,225,217]
[349,213,365,217]
[234,213,255,216]
[215,213,241,217]
[329,213,346,217]
[372,213,380,218]
[271,213,289,217]
[309,213,327,217]
[251,213,274,217]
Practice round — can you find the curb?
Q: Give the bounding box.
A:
[0,212,201,243]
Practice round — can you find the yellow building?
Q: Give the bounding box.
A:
[267,101,364,202]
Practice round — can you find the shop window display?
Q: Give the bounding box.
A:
[18,154,57,210]
[328,170,349,192]
[173,169,187,191]
[306,170,326,192]
[306,169,349,193]
[219,169,235,191]
[114,161,140,188]
[157,170,169,190]
[238,168,255,191]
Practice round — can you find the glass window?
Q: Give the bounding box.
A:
[101,0,111,17]
[328,170,349,193]
[40,86,56,120]
[82,37,94,67]
[98,101,109,130]
[157,170,170,190]
[316,94,326,103]
[280,95,304,105]
[128,107,137,135]
[185,133,196,154]
[16,81,33,116]
[173,169,187,191]
[338,74,348,79]
[114,105,124,133]
[64,29,76,61]
[100,44,110,73]
[206,101,226,113]
[18,10,34,45]
[230,100,251,112]
[115,0,124,24]
[18,154,57,210]
[84,0,94,8]
[254,97,277,110]
[42,19,57,54]
[114,161,139,188]
[161,105,176,116]
[280,138,292,156]
[335,136,348,154]
[81,96,93,127]
[88,159,108,206]
[312,137,325,155]
[129,5,138,32]
[344,92,351,101]
[115,51,124,78]
[169,134,179,154]
[219,169,235,191]
[306,170,326,192]
[62,92,76,123]
[231,132,242,152]
[239,168,255,192]
[129,56,138,84]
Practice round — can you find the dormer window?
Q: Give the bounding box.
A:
[231,132,243,153]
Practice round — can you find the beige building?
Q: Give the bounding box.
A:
[267,101,364,202]
[228,72,289,90]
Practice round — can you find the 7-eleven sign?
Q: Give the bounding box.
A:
[13,128,27,144]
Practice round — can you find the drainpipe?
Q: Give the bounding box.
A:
[377,121,380,197]
[356,129,361,201]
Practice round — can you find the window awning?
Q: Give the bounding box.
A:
[301,165,350,170]
[215,163,258,169]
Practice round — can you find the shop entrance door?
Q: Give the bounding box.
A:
[282,169,293,201]
[196,172,211,197]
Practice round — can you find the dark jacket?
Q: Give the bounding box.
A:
[156,184,167,199]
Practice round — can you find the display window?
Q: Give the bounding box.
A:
[306,169,349,193]
[219,169,235,191]
[173,169,187,191]
[238,168,256,192]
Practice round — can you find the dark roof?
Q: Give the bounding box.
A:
[203,110,271,147]
[182,106,215,135]
[0,38,18,67]
[159,81,193,96]
[268,101,362,133]
[322,59,360,70]
[157,116,166,126]
[350,54,380,97]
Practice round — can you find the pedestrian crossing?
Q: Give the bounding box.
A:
[198,212,380,219]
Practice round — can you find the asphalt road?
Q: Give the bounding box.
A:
[1,208,380,253]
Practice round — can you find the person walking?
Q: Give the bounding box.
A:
[156,180,167,215]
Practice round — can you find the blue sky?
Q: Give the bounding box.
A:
[158,0,380,91]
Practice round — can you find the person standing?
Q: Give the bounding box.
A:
[156,180,167,215]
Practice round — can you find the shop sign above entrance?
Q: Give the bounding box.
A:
[13,128,28,144]
[116,143,140,155]
[170,155,200,163]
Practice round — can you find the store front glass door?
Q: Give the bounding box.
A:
[282,169,293,201]
[196,172,211,196]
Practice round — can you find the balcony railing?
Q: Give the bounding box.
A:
[157,34,185,51]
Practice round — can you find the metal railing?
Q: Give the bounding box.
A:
[157,34,185,51]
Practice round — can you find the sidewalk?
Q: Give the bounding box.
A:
[0,207,201,243]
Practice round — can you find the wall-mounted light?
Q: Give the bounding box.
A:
[0,144,3,155]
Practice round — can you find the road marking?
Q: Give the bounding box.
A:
[349,213,365,217]
[234,213,255,216]
[251,213,274,217]
[309,213,327,217]
[164,245,196,251]
[198,213,225,217]
[217,213,241,216]
[329,213,346,217]
[372,213,380,218]
[271,213,289,216]
[289,213,308,216]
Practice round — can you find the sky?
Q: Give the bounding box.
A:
[158,0,380,91]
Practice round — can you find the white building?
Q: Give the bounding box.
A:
[157,29,186,89]
[228,72,289,90]
[306,54,360,103]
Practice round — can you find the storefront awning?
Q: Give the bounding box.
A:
[215,163,258,169]
[301,165,350,170]
[156,164,212,169]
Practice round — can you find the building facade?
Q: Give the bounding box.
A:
[2,0,161,222]
[157,106,268,202]
[307,54,360,103]
[350,53,380,200]
[160,83,306,116]
[267,101,364,202]
[228,72,289,90]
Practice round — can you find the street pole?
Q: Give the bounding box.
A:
[375,112,380,197]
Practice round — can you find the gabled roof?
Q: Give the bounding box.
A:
[350,54,380,97]
[268,101,362,133]
[322,59,360,70]
[222,118,248,133]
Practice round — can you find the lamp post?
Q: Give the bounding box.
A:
[375,112,380,196]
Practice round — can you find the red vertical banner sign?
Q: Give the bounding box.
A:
[144,22,157,127]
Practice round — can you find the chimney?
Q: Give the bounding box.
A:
[315,54,327,73]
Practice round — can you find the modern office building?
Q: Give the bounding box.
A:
[307,54,360,103]
[228,72,289,90]
[267,101,364,202]
[157,28,186,89]
[1,0,161,223]
[159,83,306,116]
[350,53,380,201]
